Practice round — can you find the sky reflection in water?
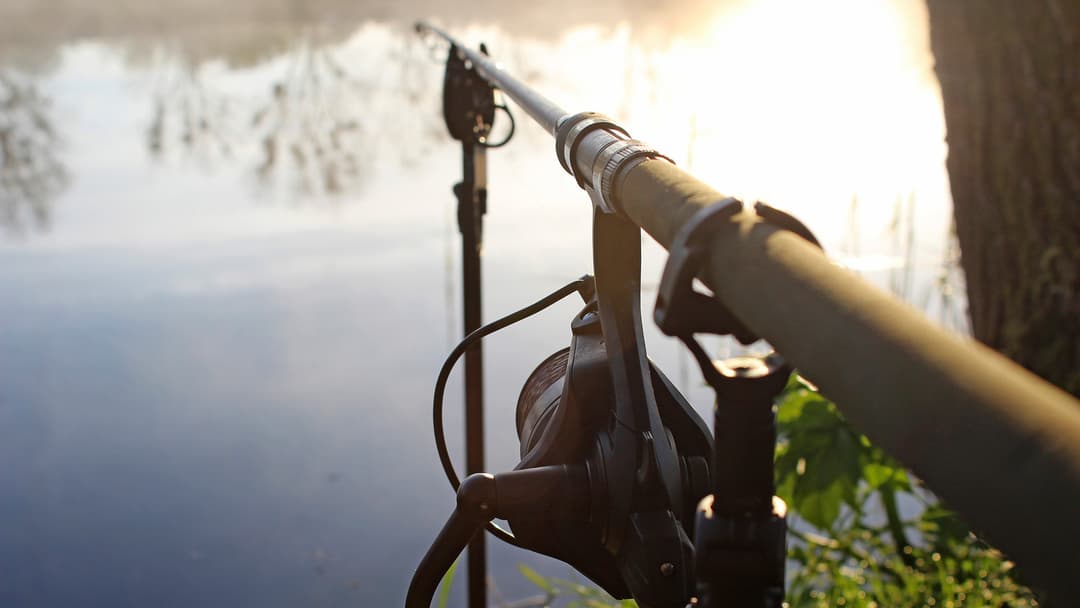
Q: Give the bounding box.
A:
[0,3,961,606]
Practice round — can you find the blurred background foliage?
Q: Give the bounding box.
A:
[774,375,1037,607]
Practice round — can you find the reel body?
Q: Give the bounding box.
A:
[510,298,713,604]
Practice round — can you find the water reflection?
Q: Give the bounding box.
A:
[249,36,367,193]
[143,25,448,199]
[146,57,237,165]
[0,71,67,234]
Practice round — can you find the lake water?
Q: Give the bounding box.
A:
[0,1,963,606]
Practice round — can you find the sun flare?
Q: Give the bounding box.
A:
[639,0,949,248]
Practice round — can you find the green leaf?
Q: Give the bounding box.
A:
[436,558,458,608]
[776,395,806,426]
[793,448,858,530]
[774,450,798,506]
[776,391,830,428]
[518,564,556,594]
[862,462,909,491]
[550,577,596,596]
[918,504,970,547]
[798,399,845,428]
[785,412,863,529]
[783,371,804,392]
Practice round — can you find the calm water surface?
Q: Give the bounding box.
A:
[0,1,960,606]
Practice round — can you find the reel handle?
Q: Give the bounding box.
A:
[405,465,589,608]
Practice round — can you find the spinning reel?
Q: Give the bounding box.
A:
[408,202,820,608]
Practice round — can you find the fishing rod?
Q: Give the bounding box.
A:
[407,21,1080,608]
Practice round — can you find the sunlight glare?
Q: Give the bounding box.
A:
[647,0,948,248]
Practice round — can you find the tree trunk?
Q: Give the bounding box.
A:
[926,0,1080,397]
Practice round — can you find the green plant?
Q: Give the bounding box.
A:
[776,374,1038,607]
[518,565,636,608]
[437,557,459,608]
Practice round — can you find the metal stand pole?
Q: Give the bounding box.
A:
[454,141,487,608]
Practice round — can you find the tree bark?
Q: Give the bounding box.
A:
[926,0,1080,396]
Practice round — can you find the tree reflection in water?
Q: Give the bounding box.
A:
[250,35,365,196]
[146,26,442,200]
[0,72,67,234]
[146,52,238,164]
